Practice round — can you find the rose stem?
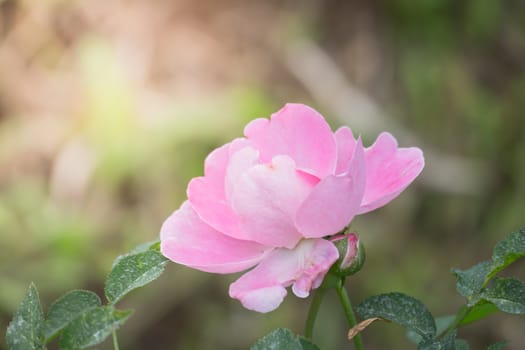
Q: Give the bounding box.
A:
[304,287,326,339]
[112,330,120,350]
[336,279,364,350]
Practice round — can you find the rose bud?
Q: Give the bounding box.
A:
[331,232,365,277]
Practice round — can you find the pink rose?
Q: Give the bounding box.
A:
[160,103,424,313]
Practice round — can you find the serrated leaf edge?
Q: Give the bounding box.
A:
[105,250,167,304]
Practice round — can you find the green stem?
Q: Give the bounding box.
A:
[442,305,470,338]
[305,287,326,339]
[335,280,364,350]
[113,330,120,350]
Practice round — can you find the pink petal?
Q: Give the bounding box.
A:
[187,177,241,239]
[224,146,260,202]
[188,139,254,239]
[203,142,230,188]
[229,239,339,313]
[295,139,366,237]
[230,155,318,248]
[228,137,254,155]
[244,103,337,178]
[160,201,268,274]
[358,132,425,214]
[334,126,357,175]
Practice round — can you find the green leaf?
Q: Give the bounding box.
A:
[297,337,321,350]
[460,302,498,325]
[45,290,101,341]
[487,341,507,350]
[417,330,456,350]
[451,227,525,301]
[111,240,161,268]
[105,249,167,304]
[434,315,456,336]
[492,227,525,268]
[356,292,436,339]
[6,283,45,350]
[251,329,296,350]
[455,339,470,350]
[406,329,422,344]
[59,306,132,349]
[250,328,320,350]
[407,315,455,344]
[451,261,492,299]
[481,278,525,314]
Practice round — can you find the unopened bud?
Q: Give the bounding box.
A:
[331,232,365,277]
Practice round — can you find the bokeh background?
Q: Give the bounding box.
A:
[1,0,524,349]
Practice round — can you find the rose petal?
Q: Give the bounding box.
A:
[358,132,425,214]
[244,103,337,177]
[228,137,254,155]
[334,126,357,175]
[187,177,241,238]
[230,155,317,248]
[232,286,287,314]
[203,142,230,188]
[295,138,366,237]
[160,201,268,274]
[225,146,260,202]
[229,239,339,313]
[188,139,254,239]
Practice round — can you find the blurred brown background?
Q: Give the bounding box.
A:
[1,0,524,349]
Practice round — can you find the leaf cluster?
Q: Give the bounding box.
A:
[353,227,525,349]
[6,242,167,350]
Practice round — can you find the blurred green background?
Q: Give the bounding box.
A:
[1,0,524,349]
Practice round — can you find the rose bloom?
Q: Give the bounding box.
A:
[160,103,424,313]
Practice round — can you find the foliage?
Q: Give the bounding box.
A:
[45,290,101,341]
[6,225,524,349]
[350,227,525,350]
[59,307,132,350]
[251,328,320,350]
[6,283,45,350]
[357,292,436,341]
[6,243,166,349]
[105,244,167,305]
[247,228,524,349]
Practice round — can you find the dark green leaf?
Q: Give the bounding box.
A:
[434,315,456,336]
[251,329,296,350]
[417,330,456,350]
[6,283,45,350]
[406,329,422,344]
[417,338,437,349]
[59,306,132,350]
[481,278,525,314]
[250,328,320,350]
[451,227,525,301]
[111,240,161,268]
[452,261,492,299]
[487,341,507,350]
[105,249,167,304]
[356,292,436,339]
[45,290,101,341]
[460,302,498,325]
[492,227,525,268]
[297,337,320,350]
[407,315,455,344]
[455,339,470,350]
